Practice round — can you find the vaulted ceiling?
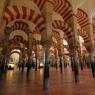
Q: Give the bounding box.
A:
[0,0,95,54]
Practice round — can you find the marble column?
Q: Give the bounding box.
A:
[87,23,95,77]
[35,43,38,71]
[28,32,33,58]
[55,48,59,69]
[67,15,80,83]
[58,38,64,72]
[1,26,11,72]
[27,32,33,74]
[43,44,50,90]
[41,1,53,90]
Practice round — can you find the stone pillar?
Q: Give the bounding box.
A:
[27,32,33,73]
[41,1,53,90]
[35,44,38,71]
[70,45,79,82]
[55,48,59,69]
[68,15,80,83]
[28,32,33,58]
[58,38,64,72]
[21,45,26,72]
[43,44,50,90]
[77,42,84,70]
[1,26,11,73]
[87,23,95,77]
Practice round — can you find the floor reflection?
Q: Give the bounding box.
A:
[0,68,94,95]
[6,70,14,80]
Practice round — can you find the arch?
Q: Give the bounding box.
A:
[49,46,56,56]
[32,0,46,10]
[9,35,28,46]
[10,51,21,57]
[3,5,46,32]
[52,30,60,42]
[52,20,72,45]
[49,0,72,21]
[9,30,28,41]
[92,18,95,41]
[11,49,21,53]
[12,21,30,34]
[9,50,21,63]
[12,20,41,34]
[78,29,90,44]
[9,0,41,14]
[76,8,89,30]
[76,8,90,47]
[9,44,22,52]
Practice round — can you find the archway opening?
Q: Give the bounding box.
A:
[9,53,20,65]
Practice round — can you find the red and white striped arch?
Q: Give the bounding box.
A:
[32,0,46,10]
[92,18,95,41]
[12,21,41,35]
[77,29,90,44]
[12,21,30,34]
[9,44,22,51]
[52,20,72,45]
[52,30,60,42]
[76,8,89,30]
[49,46,56,57]
[9,35,28,46]
[3,5,46,33]
[9,51,21,57]
[50,0,72,21]
[76,8,90,45]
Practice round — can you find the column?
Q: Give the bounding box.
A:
[27,32,33,75]
[41,1,53,90]
[35,43,38,71]
[43,44,50,90]
[87,23,95,77]
[70,45,79,82]
[58,38,63,72]
[55,48,59,69]
[28,32,33,58]
[68,15,80,83]
[1,26,11,73]
[21,45,26,72]
[77,42,84,70]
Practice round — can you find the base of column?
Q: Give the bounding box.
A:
[43,78,49,90]
[74,74,79,83]
[43,61,49,90]
[35,58,37,71]
[59,57,63,73]
[91,65,95,78]
[92,71,95,78]
[90,56,95,78]
[73,66,80,83]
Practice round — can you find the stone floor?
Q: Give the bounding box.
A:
[0,67,95,95]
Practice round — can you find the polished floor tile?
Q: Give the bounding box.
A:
[0,67,95,95]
